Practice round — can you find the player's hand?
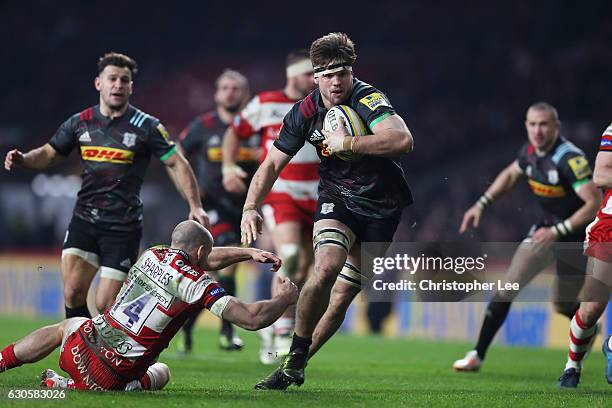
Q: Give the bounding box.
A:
[322,116,349,154]
[222,164,248,194]
[277,278,299,305]
[531,227,558,245]
[459,205,483,234]
[4,149,24,171]
[250,249,282,272]
[189,207,211,230]
[241,209,263,245]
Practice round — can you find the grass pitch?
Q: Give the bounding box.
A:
[0,315,609,407]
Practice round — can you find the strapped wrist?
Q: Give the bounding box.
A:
[342,136,352,152]
[243,203,257,213]
[476,193,493,210]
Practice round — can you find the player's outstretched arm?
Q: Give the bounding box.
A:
[203,247,281,272]
[221,126,248,194]
[221,278,298,331]
[593,151,612,189]
[241,146,292,245]
[163,151,210,229]
[459,160,523,233]
[4,143,62,171]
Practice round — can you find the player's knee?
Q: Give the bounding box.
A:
[63,285,88,307]
[277,243,300,279]
[95,297,114,315]
[147,363,171,391]
[553,301,578,319]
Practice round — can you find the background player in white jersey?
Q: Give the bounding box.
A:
[222,50,317,363]
[0,221,298,391]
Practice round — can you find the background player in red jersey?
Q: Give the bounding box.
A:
[222,50,317,363]
[557,122,612,388]
[173,69,254,352]
[4,53,209,320]
[0,220,298,391]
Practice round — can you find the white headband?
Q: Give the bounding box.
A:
[286,59,314,77]
[313,63,352,78]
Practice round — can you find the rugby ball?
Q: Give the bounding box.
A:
[323,105,368,161]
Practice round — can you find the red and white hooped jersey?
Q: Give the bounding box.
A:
[232,90,319,204]
[85,246,229,381]
[594,123,612,220]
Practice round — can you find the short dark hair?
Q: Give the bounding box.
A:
[286,49,310,67]
[97,52,138,77]
[310,32,356,68]
[527,101,559,121]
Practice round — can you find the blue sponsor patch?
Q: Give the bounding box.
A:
[210,287,225,297]
[602,140,612,146]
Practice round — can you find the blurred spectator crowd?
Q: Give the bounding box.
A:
[1,0,611,249]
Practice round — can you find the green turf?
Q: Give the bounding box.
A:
[0,315,609,407]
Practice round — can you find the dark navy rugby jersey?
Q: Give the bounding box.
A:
[179,110,259,200]
[273,78,413,219]
[49,104,176,230]
[516,136,592,220]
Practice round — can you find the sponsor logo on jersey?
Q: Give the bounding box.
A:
[207,147,257,162]
[310,129,325,142]
[527,179,566,198]
[122,132,138,148]
[567,156,592,179]
[157,123,170,141]
[78,131,92,143]
[210,287,225,297]
[359,92,389,111]
[547,170,559,185]
[321,203,335,214]
[208,134,221,146]
[80,146,135,164]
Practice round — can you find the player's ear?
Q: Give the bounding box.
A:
[94,76,101,91]
[196,245,205,262]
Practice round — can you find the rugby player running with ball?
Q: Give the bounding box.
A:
[240,32,414,390]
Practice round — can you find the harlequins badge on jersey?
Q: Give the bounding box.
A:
[122,132,137,148]
[547,170,559,184]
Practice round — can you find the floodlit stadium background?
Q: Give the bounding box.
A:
[0,0,610,348]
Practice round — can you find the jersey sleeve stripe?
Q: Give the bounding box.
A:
[572,178,591,191]
[368,112,392,129]
[159,145,177,161]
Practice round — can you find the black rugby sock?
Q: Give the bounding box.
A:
[182,313,198,350]
[65,304,91,319]
[474,301,511,360]
[289,333,312,355]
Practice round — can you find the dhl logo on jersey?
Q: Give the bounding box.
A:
[207,147,258,162]
[528,179,566,198]
[80,146,135,164]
